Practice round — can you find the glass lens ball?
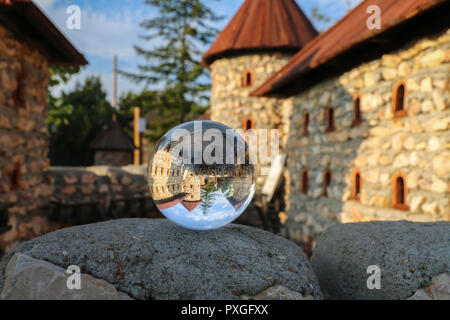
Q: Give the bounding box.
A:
[147,120,255,230]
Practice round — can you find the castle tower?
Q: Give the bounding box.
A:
[202,0,317,187]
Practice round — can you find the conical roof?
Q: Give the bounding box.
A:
[89,117,135,151]
[181,200,202,213]
[202,0,318,66]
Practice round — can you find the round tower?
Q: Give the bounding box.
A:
[202,0,317,137]
[202,0,317,194]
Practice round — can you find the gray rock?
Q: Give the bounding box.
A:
[311,221,450,300]
[1,253,132,300]
[0,219,322,300]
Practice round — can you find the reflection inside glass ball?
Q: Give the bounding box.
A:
[147,120,255,230]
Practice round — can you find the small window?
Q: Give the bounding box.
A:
[393,80,407,118]
[352,94,363,127]
[301,168,309,194]
[9,163,21,191]
[242,117,255,131]
[393,172,409,210]
[13,70,25,108]
[325,107,335,132]
[242,70,254,87]
[303,111,310,136]
[323,169,332,197]
[352,169,362,201]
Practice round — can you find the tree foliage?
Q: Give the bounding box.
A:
[121,0,222,122]
[48,75,113,146]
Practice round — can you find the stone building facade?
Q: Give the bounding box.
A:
[0,0,86,254]
[205,0,449,248]
[210,53,294,188]
[283,29,449,244]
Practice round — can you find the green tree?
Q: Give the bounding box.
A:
[47,66,81,127]
[47,76,115,165]
[200,181,218,215]
[122,0,222,122]
[49,76,113,146]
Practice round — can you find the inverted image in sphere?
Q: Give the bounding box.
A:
[147,121,255,230]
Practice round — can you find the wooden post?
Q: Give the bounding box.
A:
[134,107,141,165]
[112,55,117,110]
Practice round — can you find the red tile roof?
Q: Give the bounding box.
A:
[0,0,87,66]
[181,200,202,213]
[202,0,318,67]
[252,0,448,97]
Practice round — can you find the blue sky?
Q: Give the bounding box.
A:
[35,0,361,101]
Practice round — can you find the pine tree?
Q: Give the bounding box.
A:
[123,0,222,122]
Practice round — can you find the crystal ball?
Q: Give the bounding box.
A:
[147,120,255,230]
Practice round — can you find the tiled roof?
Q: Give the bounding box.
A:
[0,0,87,65]
[202,0,318,67]
[252,0,448,97]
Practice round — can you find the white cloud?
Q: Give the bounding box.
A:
[35,1,143,60]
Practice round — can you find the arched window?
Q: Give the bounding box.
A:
[393,172,409,210]
[303,111,310,136]
[9,163,21,191]
[242,117,255,131]
[301,168,309,194]
[325,107,335,132]
[352,169,362,201]
[242,70,254,87]
[323,169,332,197]
[393,80,407,118]
[352,94,363,127]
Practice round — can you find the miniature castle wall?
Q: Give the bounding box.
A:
[210,52,293,190]
[0,25,53,253]
[283,29,450,245]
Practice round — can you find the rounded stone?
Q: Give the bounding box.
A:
[311,221,450,300]
[0,219,323,300]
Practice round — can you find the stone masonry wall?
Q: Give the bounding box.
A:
[210,52,293,190]
[0,25,53,253]
[283,29,450,246]
[43,165,157,231]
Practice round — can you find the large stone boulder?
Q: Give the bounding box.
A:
[311,221,450,300]
[2,253,132,300]
[0,219,322,300]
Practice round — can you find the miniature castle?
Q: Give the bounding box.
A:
[203,0,449,245]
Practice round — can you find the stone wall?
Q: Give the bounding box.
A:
[0,164,158,255]
[43,165,157,231]
[93,150,133,167]
[0,25,52,253]
[283,29,450,245]
[210,52,293,190]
